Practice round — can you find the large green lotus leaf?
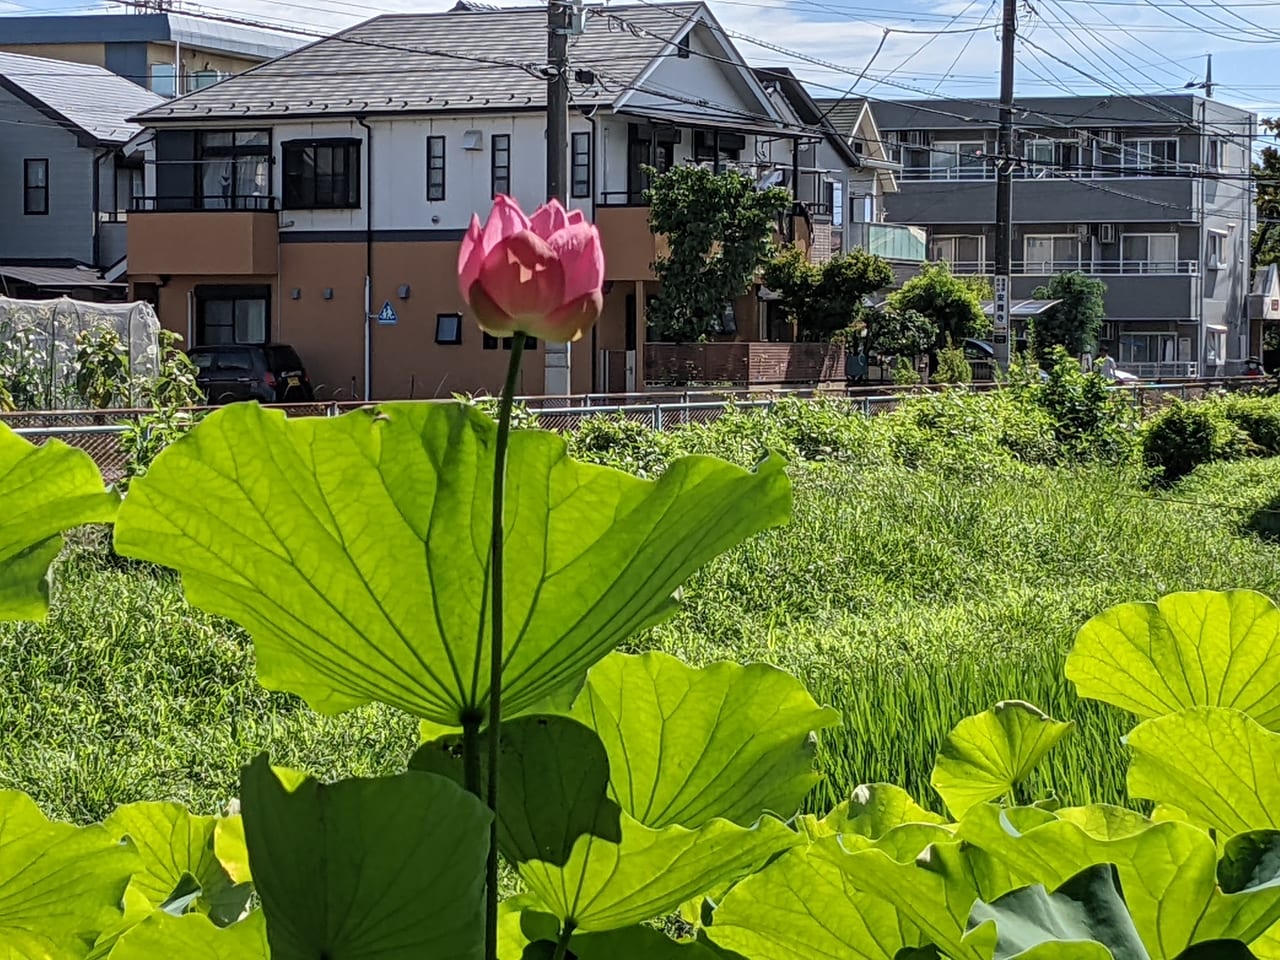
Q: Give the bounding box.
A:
[931,701,1074,819]
[113,402,790,723]
[572,651,838,828]
[0,424,117,620]
[707,836,921,960]
[239,755,490,958]
[519,812,800,932]
[800,783,950,841]
[102,802,250,924]
[109,911,268,960]
[212,817,250,885]
[959,803,1280,956]
[839,840,1003,960]
[409,714,621,866]
[1067,591,1280,729]
[0,790,137,958]
[1126,707,1280,835]
[499,897,721,960]
[966,863,1148,960]
[86,884,153,960]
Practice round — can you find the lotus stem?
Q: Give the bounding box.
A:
[485,330,525,960]
[551,921,576,960]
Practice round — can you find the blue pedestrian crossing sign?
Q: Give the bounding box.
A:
[376,301,398,325]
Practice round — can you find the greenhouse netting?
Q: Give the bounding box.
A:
[0,296,161,409]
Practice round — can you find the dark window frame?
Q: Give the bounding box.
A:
[571,132,591,199]
[194,284,271,346]
[482,333,538,350]
[436,313,463,345]
[427,135,446,201]
[282,138,361,210]
[195,130,272,210]
[491,134,511,197]
[23,158,48,215]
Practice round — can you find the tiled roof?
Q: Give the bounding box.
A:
[136,2,705,122]
[0,50,164,143]
[813,97,866,137]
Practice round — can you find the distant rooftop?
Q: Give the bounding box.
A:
[0,50,164,143]
[0,12,300,61]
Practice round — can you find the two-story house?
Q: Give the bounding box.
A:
[873,95,1255,377]
[753,72,922,275]
[0,51,163,299]
[0,13,298,99]
[125,1,808,398]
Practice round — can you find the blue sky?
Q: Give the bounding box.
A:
[4,0,1280,118]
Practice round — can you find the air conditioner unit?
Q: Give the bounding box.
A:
[1098,223,1115,244]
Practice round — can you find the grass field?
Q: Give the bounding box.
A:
[6,439,1280,822]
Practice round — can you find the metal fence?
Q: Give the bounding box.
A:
[8,377,1267,484]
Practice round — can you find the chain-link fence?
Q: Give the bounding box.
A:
[8,378,1266,483]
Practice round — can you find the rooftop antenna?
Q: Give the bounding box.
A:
[1185,53,1214,99]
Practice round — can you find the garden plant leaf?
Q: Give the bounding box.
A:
[1067,590,1280,729]
[103,801,250,924]
[801,783,950,840]
[0,424,117,620]
[410,713,621,866]
[113,402,790,724]
[931,701,1074,818]
[707,835,921,960]
[0,790,137,958]
[239,756,490,959]
[109,911,268,960]
[966,863,1149,960]
[572,651,839,828]
[1125,707,1280,834]
[958,803,1280,956]
[518,812,800,932]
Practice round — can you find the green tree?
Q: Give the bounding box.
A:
[1030,271,1108,356]
[887,261,988,351]
[859,307,936,360]
[646,166,791,342]
[1254,117,1280,271]
[932,337,972,384]
[763,248,894,342]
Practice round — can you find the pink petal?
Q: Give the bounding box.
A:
[481,195,531,254]
[476,230,566,323]
[457,214,485,303]
[467,282,520,337]
[566,208,586,225]
[545,222,605,303]
[529,199,569,240]
[531,290,604,343]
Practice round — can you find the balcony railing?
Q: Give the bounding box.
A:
[901,164,1205,182]
[848,222,927,262]
[131,195,277,212]
[930,259,1199,276]
[1120,361,1199,379]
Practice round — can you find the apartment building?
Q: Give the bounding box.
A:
[125,2,813,398]
[0,51,163,299]
[0,13,298,98]
[874,95,1255,377]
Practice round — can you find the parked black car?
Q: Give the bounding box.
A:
[188,344,315,404]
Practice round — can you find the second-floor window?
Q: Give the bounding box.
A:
[1024,234,1082,272]
[571,132,590,199]
[929,234,985,270]
[1206,139,1226,172]
[427,136,446,201]
[1120,234,1178,273]
[197,130,271,210]
[491,134,510,197]
[1122,138,1177,174]
[148,63,177,98]
[1208,232,1225,269]
[930,141,987,179]
[283,139,360,209]
[23,159,48,215]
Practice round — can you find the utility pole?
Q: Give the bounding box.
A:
[543,0,573,395]
[993,0,1017,371]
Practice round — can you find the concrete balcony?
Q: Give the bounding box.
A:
[887,177,1197,225]
[128,206,279,276]
[846,222,927,262]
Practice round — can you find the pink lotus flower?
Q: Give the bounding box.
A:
[457,195,606,344]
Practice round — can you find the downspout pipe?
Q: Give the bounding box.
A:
[357,115,374,401]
